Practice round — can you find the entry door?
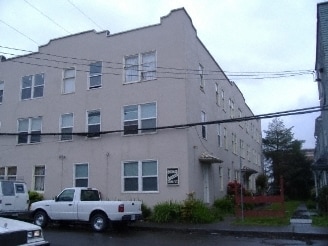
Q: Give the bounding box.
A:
[203,165,210,203]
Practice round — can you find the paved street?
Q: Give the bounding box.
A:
[43,226,328,246]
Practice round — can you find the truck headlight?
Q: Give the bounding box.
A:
[27,230,41,238]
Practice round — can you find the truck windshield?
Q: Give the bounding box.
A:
[80,190,100,201]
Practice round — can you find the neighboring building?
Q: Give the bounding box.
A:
[314,2,328,194]
[0,8,262,206]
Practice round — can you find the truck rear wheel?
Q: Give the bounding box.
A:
[90,213,108,232]
[33,210,48,228]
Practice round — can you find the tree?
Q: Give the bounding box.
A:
[262,118,313,200]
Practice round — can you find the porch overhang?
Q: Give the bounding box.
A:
[241,166,258,179]
[199,152,223,164]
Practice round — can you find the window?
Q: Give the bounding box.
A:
[124,55,138,82]
[240,139,245,158]
[223,127,228,150]
[221,89,225,110]
[215,83,219,105]
[231,133,237,154]
[201,111,207,139]
[63,68,75,94]
[229,99,234,118]
[60,113,73,141]
[21,73,44,100]
[57,189,75,202]
[0,166,17,180]
[124,51,156,83]
[141,52,156,80]
[228,168,231,181]
[199,64,204,90]
[0,81,3,103]
[123,160,158,192]
[217,124,221,147]
[75,164,88,187]
[235,170,239,182]
[123,102,156,135]
[34,166,45,191]
[89,61,102,89]
[219,167,223,191]
[81,189,100,201]
[18,117,42,144]
[87,110,100,138]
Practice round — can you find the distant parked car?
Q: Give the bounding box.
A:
[0,216,49,245]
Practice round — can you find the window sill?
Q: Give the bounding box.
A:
[123,78,157,85]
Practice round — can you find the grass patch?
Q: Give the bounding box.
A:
[312,214,328,227]
[235,201,301,226]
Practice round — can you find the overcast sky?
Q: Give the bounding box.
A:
[0,0,324,148]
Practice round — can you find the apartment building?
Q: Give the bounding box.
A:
[0,8,262,206]
[314,2,328,192]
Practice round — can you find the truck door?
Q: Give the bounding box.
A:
[13,183,29,211]
[0,181,15,212]
[51,189,78,220]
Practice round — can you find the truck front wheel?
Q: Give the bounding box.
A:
[33,210,48,228]
[90,213,108,232]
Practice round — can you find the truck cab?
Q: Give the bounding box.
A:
[0,180,29,215]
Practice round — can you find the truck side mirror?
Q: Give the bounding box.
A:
[55,196,59,202]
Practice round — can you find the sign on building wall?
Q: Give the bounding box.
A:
[167,168,179,185]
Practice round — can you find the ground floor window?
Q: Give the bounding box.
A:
[34,165,45,191]
[75,163,88,187]
[0,166,17,180]
[123,160,158,192]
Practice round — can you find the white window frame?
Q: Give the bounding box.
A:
[62,68,75,94]
[89,61,102,89]
[219,166,223,191]
[201,111,207,139]
[60,113,74,141]
[223,127,228,150]
[87,110,101,138]
[122,160,158,193]
[0,80,4,103]
[0,166,17,180]
[199,63,204,90]
[229,99,234,118]
[74,163,89,187]
[215,83,220,106]
[123,102,157,135]
[17,117,42,144]
[21,73,44,100]
[124,51,156,83]
[217,123,221,147]
[33,165,45,191]
[221,89,225,111]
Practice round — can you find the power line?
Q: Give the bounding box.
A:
[0,105,323,137]
[67,0,104,31]
[0,20,39,45]
[0,46,314,81]
[23,0,71,34]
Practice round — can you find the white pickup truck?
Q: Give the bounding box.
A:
[29,187,142,232]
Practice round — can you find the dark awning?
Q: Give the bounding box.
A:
[241,166,258,179]
[199,152,223,164]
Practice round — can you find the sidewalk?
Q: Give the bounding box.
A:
[130,204,328,240]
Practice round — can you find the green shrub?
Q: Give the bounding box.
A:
[151,201,181,223]
[180,192,216,223]
[141,203,152,220]
[28,190,43,205]
[213,196,234,214]
[317,186,328,214]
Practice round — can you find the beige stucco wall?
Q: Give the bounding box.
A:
[0,8,262,206]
